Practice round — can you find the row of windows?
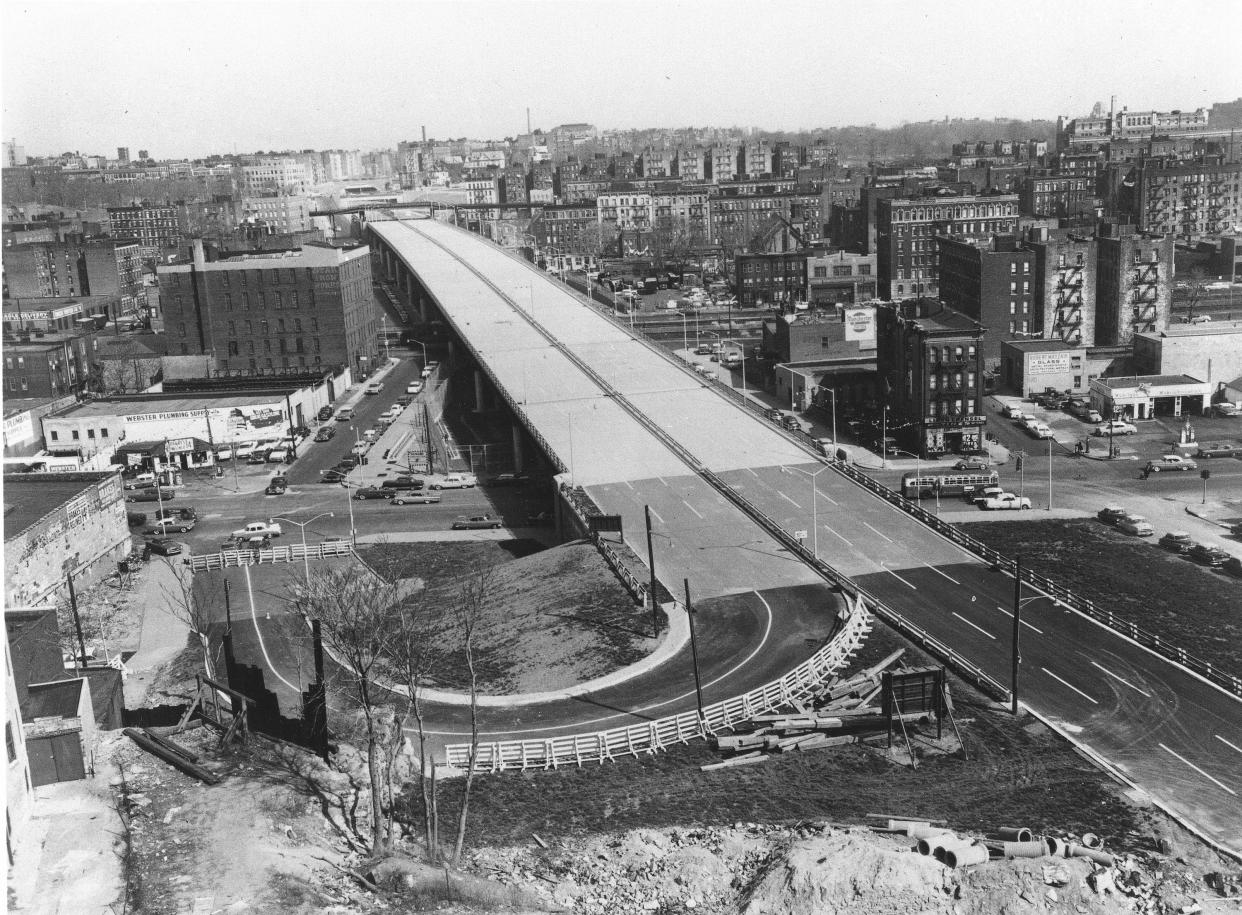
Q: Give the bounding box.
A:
[48,426,109,441]
[928,372,977,391]
[225,337,321,356]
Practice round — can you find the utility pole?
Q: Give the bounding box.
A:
[685,579,705,725]
[645,505,659,637]
[1011,555,1022,716]
[66,571,87,669]
[1046,437,1052,510]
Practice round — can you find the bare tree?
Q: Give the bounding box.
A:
[1182,266,1211,323]
[451,566,492,863]
[156,556,223,676]
[289,564,408,857]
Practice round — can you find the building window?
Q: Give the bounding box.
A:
[1009,301,1016,315]
[72,430,80,440]
[101,427,109,438]
[50,430,59,441]
[813,266,827,278]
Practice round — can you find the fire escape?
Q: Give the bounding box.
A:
[1052,263,1085,344]
[1206,175,1229,235]
[1130,259,1161,334]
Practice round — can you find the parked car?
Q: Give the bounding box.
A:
[125,488,175,503]
[952,457,991,471]
[1210,403,1239,418]
[1145,454,1197,472]
[234,441,259,458]
[1025,420,1053,439]
[365,382,383,395]
[155,507,198,522]
[143,538,182,557]
[406,381,423,395]
[420,367,433,379]
[247,450,270,465]
[290,425,311,439]
[391,491,441,505]
[266,448,291,464]
[429,473,478,490]
[126,511,148,527]
[396,395,413,407]
[1158,531,1194,553]
[215,446,234,461]
[265,477,288,495]
[1097,505,1128,525]
[353,487,395,500]
[981,492,1032,511]
[313,426,337,442]
[1094,420,1137,437]
[1003,404,1027,419]
[231,520,283,538]
[321,469,348,484]
[123,473,156,490]
[1117,514,1155,536]
[1196,441,1241,459]
[452,514,502,530]
[317,405,335,421]
[488,472,531,487]
[147,517,197,534]
[1188,543,1229,567]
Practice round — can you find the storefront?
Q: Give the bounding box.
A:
[1089,374,1212,420]
[115,437,212,472]
[921,413,987,456]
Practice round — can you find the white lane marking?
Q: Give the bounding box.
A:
[880,563,917,590]
[826,525,852,547]
[623,480,634,490]
[682,500,703,519]
[995,606,1045,635]
[1216,735,1242,757]
[1160,743,1237,796]
[812,486,838,506]
[778,491,802,509]
[243,565,301,695]
[1090,661,1152,697]
[925,563,960,584]
[862,521,894,542]
[658,477,669,486]
[425,589,778,738]
[746,468,760,478]
[1041,667,1099,705]
[648,507,665,525]
[952,611,996,640]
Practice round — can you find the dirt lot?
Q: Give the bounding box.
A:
[359,539,657,693]
[955,518,1241,678]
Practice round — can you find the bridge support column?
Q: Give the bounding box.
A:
[419,290,430,322]
[447,339,456,367]
[474,370,486,413]
[512,425,524,472]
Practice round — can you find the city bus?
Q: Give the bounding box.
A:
[900,470,999,499]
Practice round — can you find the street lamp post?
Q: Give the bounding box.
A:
[408,336,428,371]
[822,386,838,450]
[893,449,922,506]
[272,512,335,584]
[674,310,689,354]
[781,464,834,560]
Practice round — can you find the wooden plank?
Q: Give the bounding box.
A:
[700,753,771,772]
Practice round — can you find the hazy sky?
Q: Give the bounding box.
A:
[3,0,1240,159]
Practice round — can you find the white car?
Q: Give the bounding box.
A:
[407,381,423,395]
[1093,420,1137,437]
[429,473,478,490]
[234,441,259,458]
[982,492,1032,511]
[1117,514,1154,536]
[230,520,283,538]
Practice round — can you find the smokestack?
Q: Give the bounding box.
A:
[421,125,426,144]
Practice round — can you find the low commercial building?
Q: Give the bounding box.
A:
[1089,374,1212,420]
[999,339,1090,397]
[2,471,128,606]
[736,252,808,307]
[1132,323,1242,389]
[806,250,877,305]
[763,306,877,364]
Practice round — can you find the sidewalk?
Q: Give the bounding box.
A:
[8,747,126,914]
[123,554,193,707]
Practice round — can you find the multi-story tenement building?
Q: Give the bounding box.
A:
[610,154,638,181]
[875,194,1020,300]
[597,193,653,232]
[1025,226,1097,349]
[548,123,596,160]
[1094,220,1174,346]
[735,252,808,307]
[105,204,182,260]
[711,191,826,250]
[1019,175,1097,218]
[156,241,377,377]
[458,178,500,206]
[2,238,143,313]
[709,145,738,183]
[1123,155,1242,240]
[936,235,1037,364]
[501,167,529,204]
[639,148,673,179]
[238,195,315,234]
[876,302,987,458]
[652,192,709,246]
[739,141,772,179]
[675,147,708,182]
[532,204,601,252]
[242,158,313,195]
[2,329,98,398]
[560,179,610,204]
[806,250,877,306]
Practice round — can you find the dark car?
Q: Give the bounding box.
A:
[317,405,335,422]
[1158,531,1193,554]
[1196,441,1242,459]
[952,457,990,472]
[1097,505,1128,525]
[395,394,413,407]
[320,469,348,484]
[143,538,182,557]
[381,476,423,489]
[291,424,311,439]
[247,451,270,465]
[125,488,175,503]
[353,487,395,500]
[488,472,531,487]
[1188,544,1229,567]
[313,426,337,442]
[452,514,502,530]
[156,507,198,522]
[126,511,148,527]
[265,478,288,495]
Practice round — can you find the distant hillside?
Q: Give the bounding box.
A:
[768,118,1057,162]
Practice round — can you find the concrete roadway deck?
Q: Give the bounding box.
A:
[372,220,1242,856]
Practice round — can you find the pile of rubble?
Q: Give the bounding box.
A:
[462,820,1239,915]
[704,650,955,769]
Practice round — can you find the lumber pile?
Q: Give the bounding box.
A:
[703,650,937,770]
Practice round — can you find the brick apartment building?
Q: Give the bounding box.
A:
[2,238,143,314]
[735,252,809,307]
[105,203,182,260]
[936,235,1036,363]
[1123,155,1242,240]
[156,241,377,378]
[1095,221,1174,346]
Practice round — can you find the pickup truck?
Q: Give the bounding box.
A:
[1145,455,1198,472]
[231,520,283,538]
